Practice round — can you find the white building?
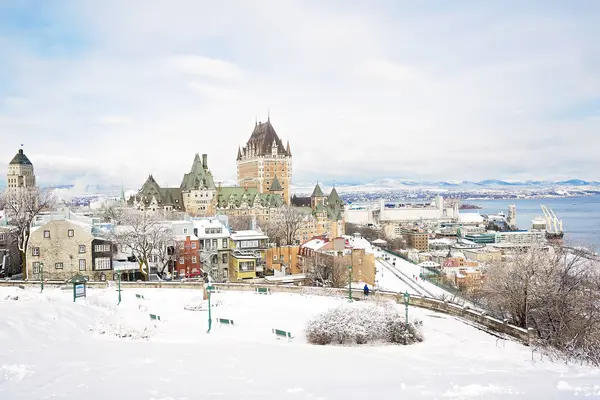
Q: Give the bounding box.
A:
[192,218,231,281]
[493,231,545,247]
[6,148,36,192]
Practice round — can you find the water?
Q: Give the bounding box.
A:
[461,195,600,252]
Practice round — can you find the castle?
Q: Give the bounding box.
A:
[129,118,344,239]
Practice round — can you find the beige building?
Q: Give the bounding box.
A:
[27,219,114,281]
[6,148,36,192]
[237,118,292,204]
[402,228,429,252]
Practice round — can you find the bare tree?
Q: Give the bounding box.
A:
[304,252,349,288]
[110,209,173,280]
[258,218,283,245]
[0,188,55,279]
[482,245,600,365]
[277,205,308,245]
[228,215,252,231]
[100,200,125,224]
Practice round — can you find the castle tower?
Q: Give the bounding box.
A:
[6,148,36,192]
[237,118,292,205]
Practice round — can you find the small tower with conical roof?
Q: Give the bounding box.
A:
[6,148,36,192]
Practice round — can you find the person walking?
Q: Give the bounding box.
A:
[363,284,370,297]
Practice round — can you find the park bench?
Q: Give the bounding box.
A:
[272,329,293,340]
[149,314,161,321]
[217,318,234,325]
[255,287,271,295]
[136,293,145,300]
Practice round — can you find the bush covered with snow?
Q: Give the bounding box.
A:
[305,302,423,346]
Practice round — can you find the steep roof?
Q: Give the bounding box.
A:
[242,119,289,157]
[270,175,283,191]
[311,184,324,198]
[327,187,343,208]
[180,153,216,191]
[215,186,284,209]
[10,149,32,165]
[128,175,184,210]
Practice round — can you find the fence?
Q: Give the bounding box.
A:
[0,279,531,344]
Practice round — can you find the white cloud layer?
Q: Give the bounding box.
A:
[0,0,599,189]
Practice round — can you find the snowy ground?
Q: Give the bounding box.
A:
[1,286,599,399]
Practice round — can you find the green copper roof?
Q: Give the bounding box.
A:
[9,149,32,165]
[311,184,324,198]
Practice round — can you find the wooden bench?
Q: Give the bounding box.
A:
[273,329,293,340]
[149,314,161,321]
[255,287,271,295]
[217,318,234,325]
[136,293,145,300]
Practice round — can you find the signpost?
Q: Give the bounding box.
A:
[69,275,88,302]
[403,291,410,329]
[206,284,213,333]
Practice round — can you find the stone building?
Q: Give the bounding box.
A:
[27,218,114,281]
[0,226,21,277]
[6,148,36,192]
[180,154,217,216]
[237,118,292,205]
[292,184,345,240]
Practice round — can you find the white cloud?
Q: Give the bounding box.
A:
[0,0,599,189]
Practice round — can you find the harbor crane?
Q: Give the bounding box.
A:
[540,204,564,239]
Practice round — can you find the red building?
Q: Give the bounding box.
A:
[175,235,201,277]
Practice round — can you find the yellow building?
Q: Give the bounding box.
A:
[237,118,292,205]
[266,246,301,275]
[228,230,269,282]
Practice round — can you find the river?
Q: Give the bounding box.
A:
[461,195,600,252]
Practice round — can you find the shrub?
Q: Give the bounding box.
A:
[305,302,423,346]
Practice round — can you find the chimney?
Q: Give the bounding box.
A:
[202,154,207,169]
[19,149,24,155]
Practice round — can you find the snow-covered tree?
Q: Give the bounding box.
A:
[110,209,174,280]
[0,188,55,279]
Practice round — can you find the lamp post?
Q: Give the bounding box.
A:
[403,291,410,329]
[206,284,213,333]
[347,265,353,302]
[117,272,122,305]
[40,262,44,293]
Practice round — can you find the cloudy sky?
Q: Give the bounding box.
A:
[1,0,599,189]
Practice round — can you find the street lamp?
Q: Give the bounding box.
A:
[347,265,353,302]
[403,291,410,329]
[117,272,122,305]
[39,262,44,293]
[206,284,213,333]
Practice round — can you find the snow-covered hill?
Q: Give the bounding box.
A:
[1,286,599,398]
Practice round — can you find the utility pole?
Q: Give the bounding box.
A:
[403,291,410,329]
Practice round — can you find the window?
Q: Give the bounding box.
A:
[95,257,111,270]
[280,254,284,261]
[94,244,111,252]
[32,247,40,256]
[79,245,86,254]
[179,257,184,264]
[0,233,5,241]
[55,262,63,270]
[239,261,254,272]
[68,229,74,237]
[32,262,40,274]
[192,256,197,264]
[204,239,210,249]
[222,253,228,264]
[212,239,217,248]
[273,254,277,261]
[79,259,86,271]
[43,230,50,239]
[191,242,197,249]
[222,269,228,279]
[222,238,228,248]
[183,228,188,234]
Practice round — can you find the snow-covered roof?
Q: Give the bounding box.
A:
[459,213,484,224]
[343,236,375,254]
[302,238,329,251]
[174,234,199,241]
[372,238,387,244]
[230,230,268,240]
